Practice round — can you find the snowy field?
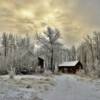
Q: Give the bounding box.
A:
[0,75,55,100]
[0,74,100,100]
[39,74,100,100]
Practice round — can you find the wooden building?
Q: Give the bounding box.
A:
[16,50,45,74]
[38,56,45,73]
[58,61,83,74]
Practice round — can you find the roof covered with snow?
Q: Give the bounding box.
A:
[58,61,79,67]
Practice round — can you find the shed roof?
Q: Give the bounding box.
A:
[58,60,79,67]
[38,56,45,60]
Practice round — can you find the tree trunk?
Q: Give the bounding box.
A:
[90,45,95,71]
[4,38,7,57]
[51,48,54,72]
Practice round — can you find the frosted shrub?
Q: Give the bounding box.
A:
[95,69,100,78]
[76,70,85,77]
[89,71,98,78]
[43,70,52,76]
[9,67,15,79]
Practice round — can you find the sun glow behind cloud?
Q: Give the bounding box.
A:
[0,0,99,46]
[18,9,34,19]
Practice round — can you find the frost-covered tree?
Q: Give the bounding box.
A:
[37,27,60,72]
[2,33,8,57]
[70,46,76,61]
[77,32,100,77]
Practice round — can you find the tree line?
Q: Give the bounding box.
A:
[76,32,100,77]
[0,27,99,77]
[0,27,68,74]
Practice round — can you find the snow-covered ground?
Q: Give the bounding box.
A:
[0,74,100,100]
[39,74,100,100]
[0,75,55,100]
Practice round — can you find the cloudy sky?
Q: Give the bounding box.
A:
[0,0,100,46]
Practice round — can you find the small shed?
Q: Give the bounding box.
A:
[38,56,45,73]
[58,61,83,74]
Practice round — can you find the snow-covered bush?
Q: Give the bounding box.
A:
[76,70,85,77]
[43,70,53,76]
[9,67,15,79]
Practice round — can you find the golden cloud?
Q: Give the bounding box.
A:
[0,0,99,46]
